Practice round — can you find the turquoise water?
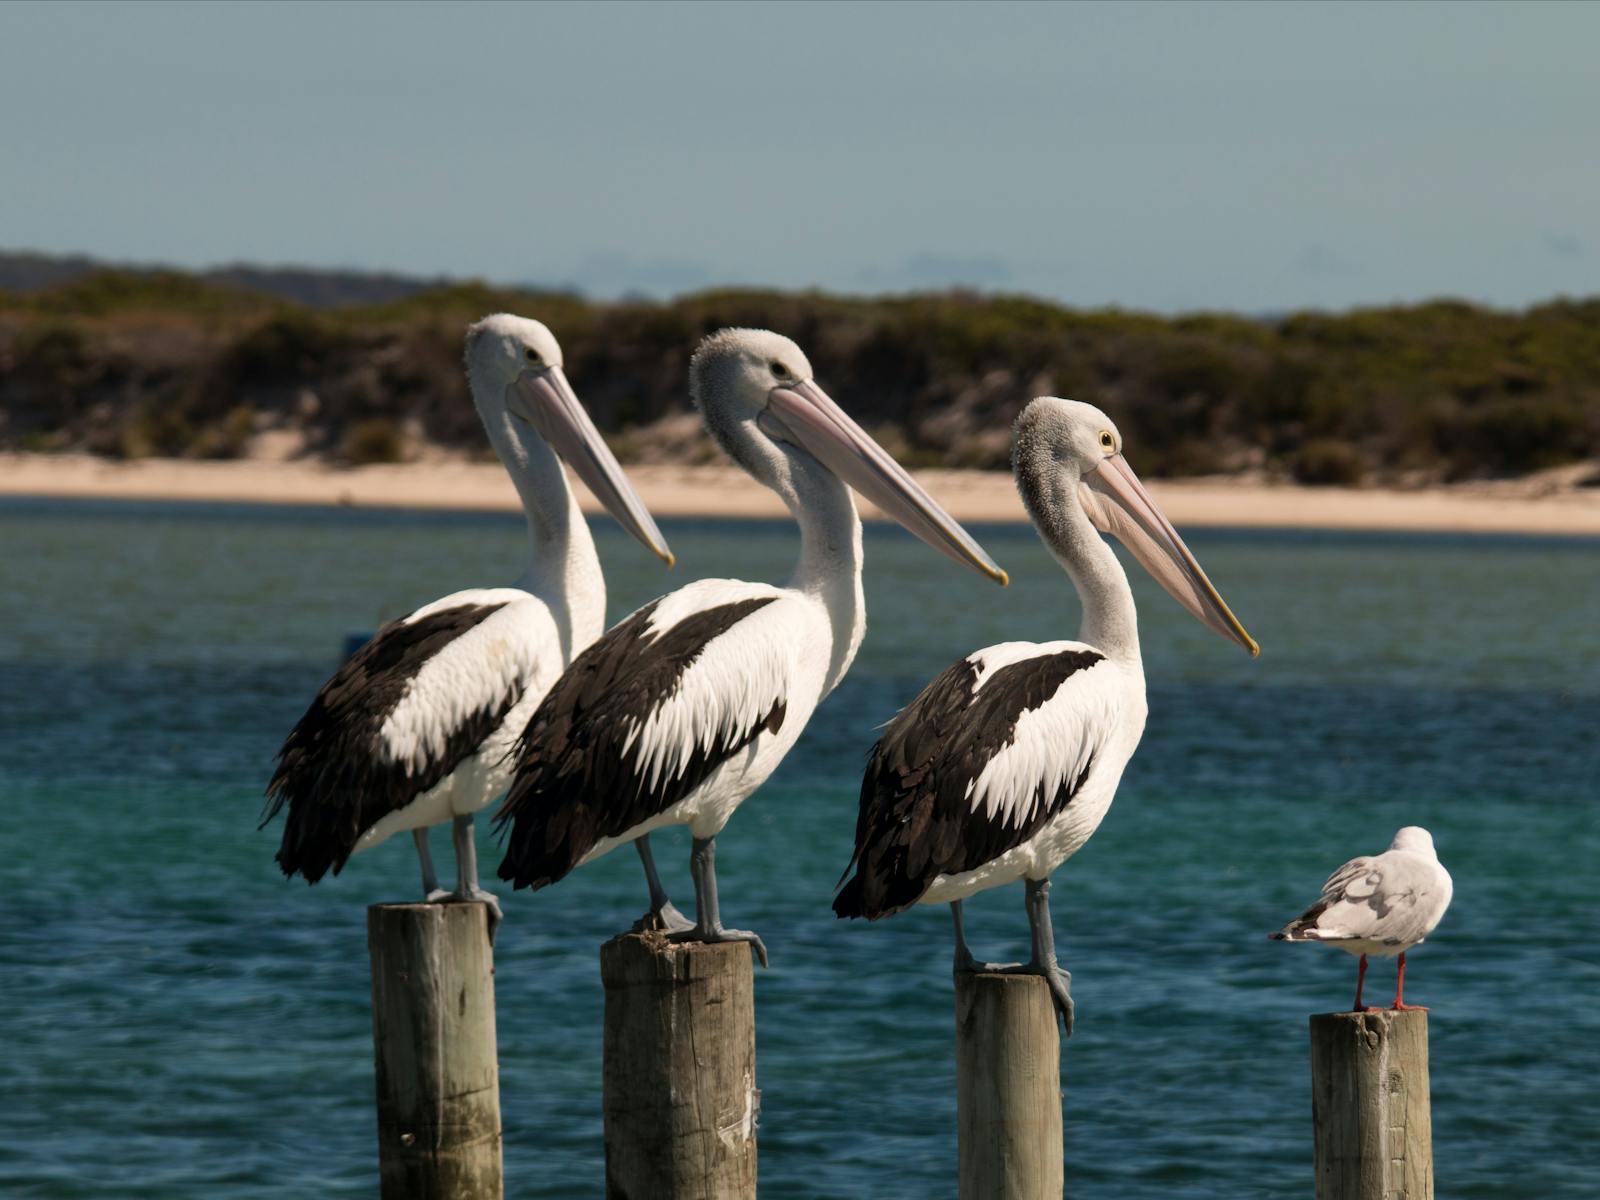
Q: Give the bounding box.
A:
[2,498,1597,1198]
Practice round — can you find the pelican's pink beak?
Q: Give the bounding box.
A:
[1080,454,1258,655]
[508,366,675,567]
[765,379,1008,585]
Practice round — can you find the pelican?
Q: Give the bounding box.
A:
[834,396,1258,1030]
[1270,826,1453,1011]
[495,328,1007,962]
[262,314,673,934]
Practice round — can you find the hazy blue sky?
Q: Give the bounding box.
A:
[2,0,1595,311]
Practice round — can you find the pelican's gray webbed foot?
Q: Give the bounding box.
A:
[630,835,696,934]
[414,828,448,902]
[667,922,769,967]
[1013,876,1074,1036]
[442,814,504,943]
[950,901,1021,973]
[668,835,769,967]
[442,884,503,940]
[633,901,696,935]
[1012,960,1074,1036]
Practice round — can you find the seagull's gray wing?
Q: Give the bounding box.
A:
[1278,851,1449,946]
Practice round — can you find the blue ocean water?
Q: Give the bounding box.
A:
[1,497,1597,1198]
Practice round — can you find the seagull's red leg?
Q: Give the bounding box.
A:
[1391,951,1428,1011]
[1353,954,1369,1011]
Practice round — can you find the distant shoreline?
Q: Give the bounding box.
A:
[3,453,1599,536]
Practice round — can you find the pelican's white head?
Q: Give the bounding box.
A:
[1014,395,1258,656]
[1391,826,1437,856]
[465,313,564,387]
[1013,397,1125,485]
[689,327,813,456]
[689,328,1005,584]
[463,313,672,565]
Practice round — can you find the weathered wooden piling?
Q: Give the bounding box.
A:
[1310,1009,1432,1200]
[367,902,502,1200]
[600,931,758,1199]
[954,973,1064,1200]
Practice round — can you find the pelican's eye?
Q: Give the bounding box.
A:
[525,348,542,366]
[770,360,790,379]
[1098,430,1115,451]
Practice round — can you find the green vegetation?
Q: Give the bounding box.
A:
[338,417,406,466]
[2,270,1597,482]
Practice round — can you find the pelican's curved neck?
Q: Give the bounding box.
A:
[473,381,605,661]
[1020,458,1141,664]
[741,433,865,695]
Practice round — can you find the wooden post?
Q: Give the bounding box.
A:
[955,973,1064,1200]
[1309,1009,1432,1200]
[367,902,502,1200]
[600,931,758,1199]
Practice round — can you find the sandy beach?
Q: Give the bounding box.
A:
[3,453,1599,536]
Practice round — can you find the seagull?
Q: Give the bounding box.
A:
[495,328,1007,963]
[1270,826,1453,1011]
[262,314,673,935]
[834,396,1258,1031]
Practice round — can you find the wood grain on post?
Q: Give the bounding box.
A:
[1309,1009,1432,1200]
[367,902,502,1200]
[955,973,1064,1200]
[600,931,758,1200]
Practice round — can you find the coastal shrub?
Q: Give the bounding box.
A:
[339,417,405,465]
[1440,396,1592,478]
[225,313,351,385]
[26,270,259,316]
[6,322,96,434]
[1292,439,1366,486]
[194,406,258,459]
[1145,436,1232,478]
[14,322,89,376]
[4,266,1599,483]
[117,401,196,460]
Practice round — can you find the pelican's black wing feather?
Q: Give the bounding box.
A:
[835,648,1104,919]
[495,595,784,890]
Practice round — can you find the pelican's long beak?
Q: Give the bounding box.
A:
[766,379,1007,585]
[1080,454,1258,655]
[509,367,675,567]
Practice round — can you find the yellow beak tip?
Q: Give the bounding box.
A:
[661,550,677,569]
[995,568,1010,587]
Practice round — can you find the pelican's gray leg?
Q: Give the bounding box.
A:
[951,899,1022,974]
[414,828,450,903]
[434,814,503,942]
[666,836,768,967]
[630,835,695,934]
[1006,876,1074,1035]
[952,900,977,972]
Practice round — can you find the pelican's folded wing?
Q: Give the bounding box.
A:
[264,591,541,882]
[495,580,792,890]
[836,641,1121,919]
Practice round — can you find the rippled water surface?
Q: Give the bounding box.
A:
[2,498,1597,1198]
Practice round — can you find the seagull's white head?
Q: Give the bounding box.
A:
[1391,826,1437,856]
[1014,395,1258,656]
[463,313,671,566]
[689,327,1005,584]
